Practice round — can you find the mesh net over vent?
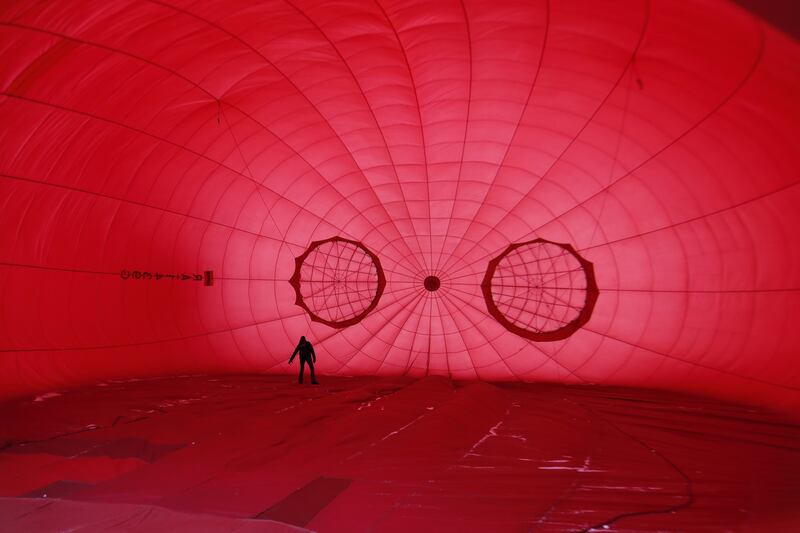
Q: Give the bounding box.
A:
[482,239,598,342]
[290,237,386,328]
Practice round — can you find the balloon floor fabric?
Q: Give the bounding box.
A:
[1,375,799,532]
[1,0,800,412]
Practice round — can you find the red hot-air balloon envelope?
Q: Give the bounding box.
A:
[0,0,799,531]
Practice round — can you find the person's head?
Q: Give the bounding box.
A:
[300,336,306,344]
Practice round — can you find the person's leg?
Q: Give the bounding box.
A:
[298,359,305,384]
[308,360,318,384]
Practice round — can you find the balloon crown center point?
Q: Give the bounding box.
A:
[423,276,441,292]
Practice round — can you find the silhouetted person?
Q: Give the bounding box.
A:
[289,336,318,384]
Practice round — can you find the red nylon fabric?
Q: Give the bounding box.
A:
[1,0,798,412]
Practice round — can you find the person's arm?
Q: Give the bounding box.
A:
[311,344,316,363]
[289,345,299,364]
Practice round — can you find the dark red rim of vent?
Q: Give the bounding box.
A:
[289,236,386,329]
[481,238,599,342]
